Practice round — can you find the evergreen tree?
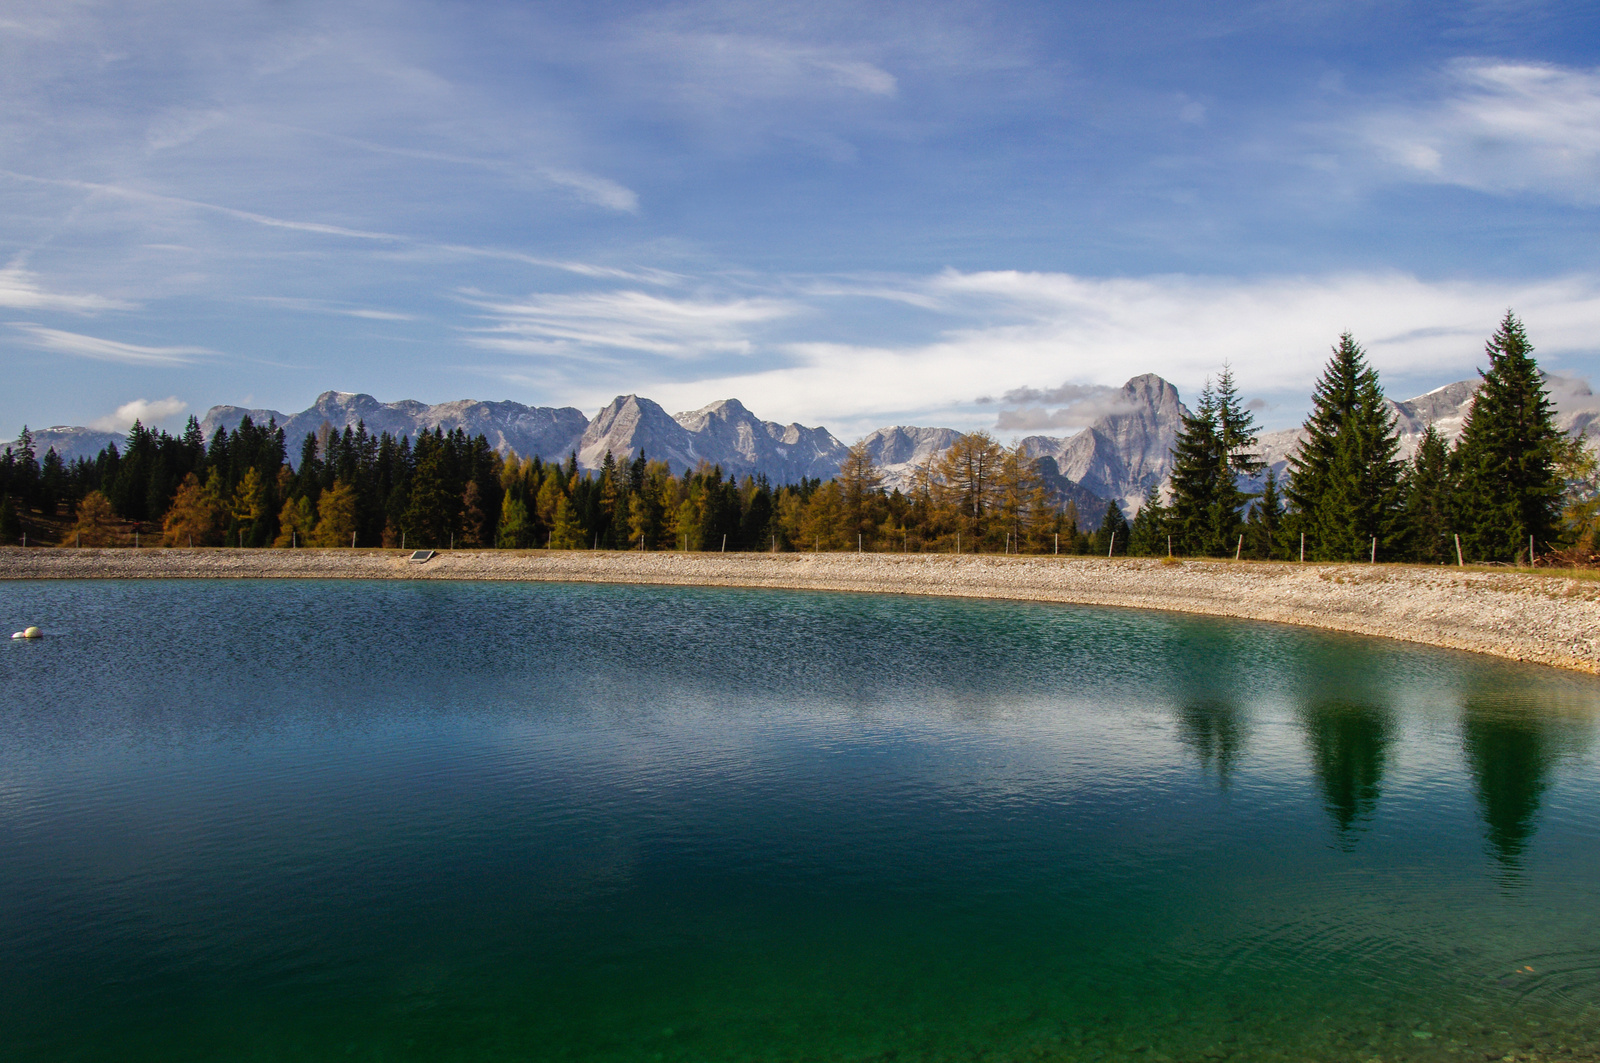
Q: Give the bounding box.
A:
[1451,312,1564,561]
[1167,367,1261,555]
[0,494,19,543]
[1093,499,1130,556]
[1285,333,1405,561]
[1404,426,1452,563]
[1246,468,1284,559]
[38,449,65,516]
[1168,383,1221,554]
[11,427,39,506]
[1127,484,1168,556]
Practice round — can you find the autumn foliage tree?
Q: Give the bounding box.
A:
[72,490,121,546]
[162,473,224,546]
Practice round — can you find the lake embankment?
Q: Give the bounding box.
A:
[4,547,1599,672]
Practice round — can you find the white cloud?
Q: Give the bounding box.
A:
[1363,60,1600,202]
[0,266,134,312]
[621,269,1600,437]
[12,325,212,366]
[986,383,1139,432]
[89,397,187,432]
[461,289,796,358]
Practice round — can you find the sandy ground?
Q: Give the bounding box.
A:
[5,546,1600,673]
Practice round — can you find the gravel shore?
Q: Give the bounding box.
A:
[5,546,1600,673]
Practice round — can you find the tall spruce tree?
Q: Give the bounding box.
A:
[1167,368,1261,555]
[1093,499,1129,556]
[1246,468,1283,559]
[1451,312,1563,561]
[1404,425,1452,563]
[1168,383,1221,554]
[1285,333,1404,561]
[1127,484,1168,556]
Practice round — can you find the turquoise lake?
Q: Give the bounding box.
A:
[2,579,1599,1062]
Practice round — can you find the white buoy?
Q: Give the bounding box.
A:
[13,626,42,639]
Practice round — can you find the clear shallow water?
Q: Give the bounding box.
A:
[2,580,1599,1063]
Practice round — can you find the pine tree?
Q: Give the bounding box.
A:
[1167,367,1261,555]
[1404,426,1452,563]
[1246,468,1283,559]
[1286,333,1405,561]
[1127,484,1168,556]
[1093,499,1130,556]
[1451,312,1564,561]
[0,494,19,543]
[1168,383,1221,554]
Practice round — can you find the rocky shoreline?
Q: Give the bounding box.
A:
[5,547,1600,673]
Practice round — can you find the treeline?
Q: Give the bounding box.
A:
[2,310,1592,562]
[1129,311,1592,564]
[0,412,1107,553]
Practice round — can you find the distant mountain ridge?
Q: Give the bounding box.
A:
[23,370,1600,522]
[199,391,591,466]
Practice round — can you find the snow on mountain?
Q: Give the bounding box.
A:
[577,395,698,473]
[23,426,127,464]
[858,426,964,491]
[671,398,848,482]
[574,395,848,480]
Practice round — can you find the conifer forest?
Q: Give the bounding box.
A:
[3,312,1595,565]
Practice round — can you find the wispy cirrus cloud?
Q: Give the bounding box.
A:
[461,288,796,358]
[12,324,212,367]
[0,169,662,282]
[0,266,134,312]
[285,128,640,212]
[1360,59,1600,202]
[251,296,416,322]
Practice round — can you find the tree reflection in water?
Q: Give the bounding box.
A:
[1177,698,1247,787]
[1461,705,1555,870]
[1302,701,1393,842]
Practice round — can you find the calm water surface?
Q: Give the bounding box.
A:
[2,579,1599,1062]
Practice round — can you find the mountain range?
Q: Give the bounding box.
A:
[22,370,1600,520]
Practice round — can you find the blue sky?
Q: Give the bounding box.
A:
[3,0,1600,441]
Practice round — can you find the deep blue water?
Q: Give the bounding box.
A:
[2,579,1598,1062]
